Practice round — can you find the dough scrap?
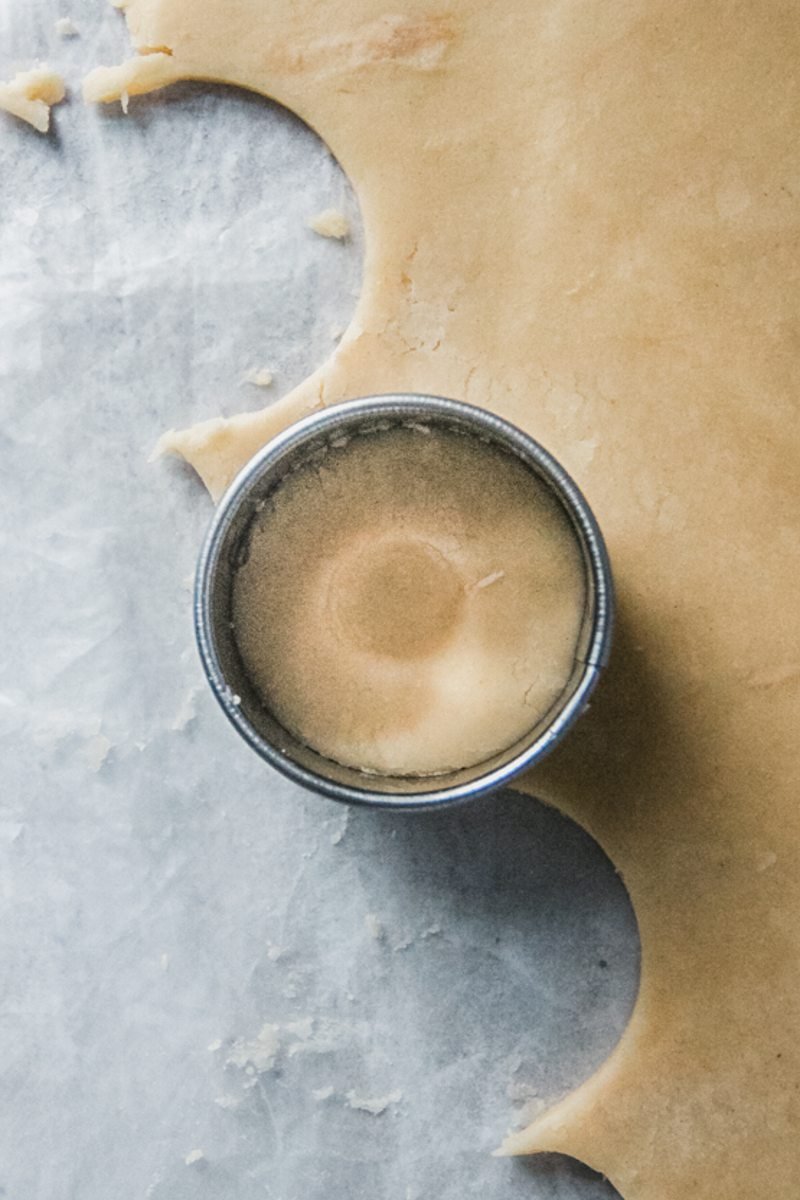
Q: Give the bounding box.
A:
[346,1088,403,1115]
[308,207,350,239]
[55,17,80,38]
[242,367,274,388]
[85,3,800,1196]
[0,66,66,133]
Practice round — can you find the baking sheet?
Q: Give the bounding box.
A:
[0,2,637,1196]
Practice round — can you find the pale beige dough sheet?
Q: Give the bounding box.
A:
[85,2,800,1196]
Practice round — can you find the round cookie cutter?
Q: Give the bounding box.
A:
[195,394,614,809]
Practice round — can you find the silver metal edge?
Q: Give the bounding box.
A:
[195,394,614,809]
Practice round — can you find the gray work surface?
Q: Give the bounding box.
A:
[0,3,638,1197]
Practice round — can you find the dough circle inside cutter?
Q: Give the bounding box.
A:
[328,534,464,661]
[230,420,589,777]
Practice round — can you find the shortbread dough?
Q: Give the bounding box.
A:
[0,66,66,133]
[308,208,350,239]
[86,3,800,1196]
[232,424,586,775]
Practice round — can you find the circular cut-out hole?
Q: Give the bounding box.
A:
[519,1153,623,1198]
[90,82,363,429]
[139,783,639,1200]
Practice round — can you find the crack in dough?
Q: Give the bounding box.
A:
[85,2,800,1195]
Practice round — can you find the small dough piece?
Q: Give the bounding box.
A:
[308,208,350,240]
[0,66,66,133]
[345,1088,402,1115]
[242,367,274,388]
[55,17,80,38]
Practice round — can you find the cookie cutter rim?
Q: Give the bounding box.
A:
[195,394,614,810]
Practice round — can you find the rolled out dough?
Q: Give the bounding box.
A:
[231,424,587,776]
[86,2,800,1196]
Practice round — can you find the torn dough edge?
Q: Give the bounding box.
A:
[82,51,181,107]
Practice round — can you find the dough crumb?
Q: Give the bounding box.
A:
[330,811,349,845]
[346,1088,402,1115]
[160,953,170,971]
[84,733,111,772]
[285,1017,315,1044]
[308,208,350,240]
[184,1149,205,1166]
[505,1079,547,1126]
[170,687,200,732]
[364,913,385,941]
[207,1039,222,1053]
[266,943,284,961]
[0,66,66,133]
[55,17,79,38]
[227,1023,280,1074]
[312,1085,334,1102]
[286,1017,342,1058]
[214,1095,240,1110]
[243,367,274,388]
[756,850,777,873]
[421,923,443,939]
